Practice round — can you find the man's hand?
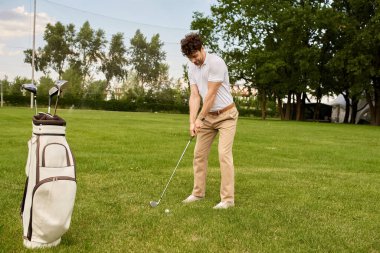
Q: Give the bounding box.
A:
[190,119,204,136]
[190,123,196,136]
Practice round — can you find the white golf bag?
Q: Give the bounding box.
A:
[20,114,77,249]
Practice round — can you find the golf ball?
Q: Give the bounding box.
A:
[165,209,170,213]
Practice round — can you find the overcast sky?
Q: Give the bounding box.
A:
[0,0,216,81]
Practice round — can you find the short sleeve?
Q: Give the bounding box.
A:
[208,58,225,83]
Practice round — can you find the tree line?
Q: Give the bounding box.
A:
[1,21,194,112]
[192,0,380,125]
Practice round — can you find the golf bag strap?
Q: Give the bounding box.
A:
[20,177,29,218]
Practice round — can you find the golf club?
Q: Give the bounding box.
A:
[48,86,59,114]
[21,83,37,115]
[53,80,68,116]
[150,136,194,208]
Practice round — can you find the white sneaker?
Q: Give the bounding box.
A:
[182,195,204,203]
[213,201,235,209]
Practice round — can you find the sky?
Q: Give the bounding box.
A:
[0,0,216,82]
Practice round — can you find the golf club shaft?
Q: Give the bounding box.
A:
[54,95,59,116]
[157,136,194,203]
[48,97,51,114]
[34,96,37,115]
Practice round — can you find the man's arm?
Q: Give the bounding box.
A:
[193,82,221,134]
[197,82,221,120]
[189,84,201,136]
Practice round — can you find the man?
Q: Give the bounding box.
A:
[180,33,238,209]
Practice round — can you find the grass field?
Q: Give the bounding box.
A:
[0,107,379,252]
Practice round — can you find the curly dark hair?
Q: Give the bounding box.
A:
[180,33,203,57]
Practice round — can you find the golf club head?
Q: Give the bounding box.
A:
[54,80,68,90]
[49,86,59,96]
[48,87,59,114]
[21,83,37,94]
[150,201,159,208]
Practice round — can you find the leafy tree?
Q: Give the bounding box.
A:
[24,47,49,75]
[61,65,84,99]
[85,80,108,100]
[192,0,380,123]
[128,30,167,88]
[192,1,302,119]
[101,33,128,90]
[0,77,11,95]
[12,76,32,95]
[24,22,75,78]
[74,21,107,82]
[37,76,52,95]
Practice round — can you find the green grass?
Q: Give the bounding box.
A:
[1,107,379,252]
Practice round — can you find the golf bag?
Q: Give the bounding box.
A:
[20,113,76,249]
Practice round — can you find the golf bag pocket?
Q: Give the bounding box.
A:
[30,177,76,243]
[39,142,75,180]
[42,143,72,167]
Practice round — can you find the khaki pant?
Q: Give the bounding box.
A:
[192,106,238,202]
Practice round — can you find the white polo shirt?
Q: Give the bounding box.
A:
[188,51,233,112]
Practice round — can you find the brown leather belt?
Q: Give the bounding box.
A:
[208,103,235,116]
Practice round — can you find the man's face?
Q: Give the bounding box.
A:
[188,49,205,66]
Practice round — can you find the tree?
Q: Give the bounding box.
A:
[74,21,107,82]
[24,22,75,78]
[101,33,128,90]
[37,76,55,104]
[61,65,84,100]
[0,77,11,96]
[12,76,32,95]
[193,0,325,120]
[328,0,380,125]
[128,30,167,88]
[85,80,108,100]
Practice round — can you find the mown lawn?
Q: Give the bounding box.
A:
[0,107,379,252]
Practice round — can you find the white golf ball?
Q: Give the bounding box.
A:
[165,209,170,213]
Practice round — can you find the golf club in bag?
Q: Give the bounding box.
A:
[21,83,38,115]
[53,80,67,116]
[150,136,194,208]
[48,86,58,114]
[20,112,77,249]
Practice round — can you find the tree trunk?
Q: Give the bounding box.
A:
[366,89,375,122]
[277,96,284,120]
[350,95,359,124]
[260,90,267,120]
[296,92,302,121]
[343,92,350,124]
[372,77,380,125]
[285,91,292,120]
[300,92,306,121]
[314,99,321,121]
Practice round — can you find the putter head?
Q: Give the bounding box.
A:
[21,83,37,95]
[49,86,59,96]
[150,201,159,208]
